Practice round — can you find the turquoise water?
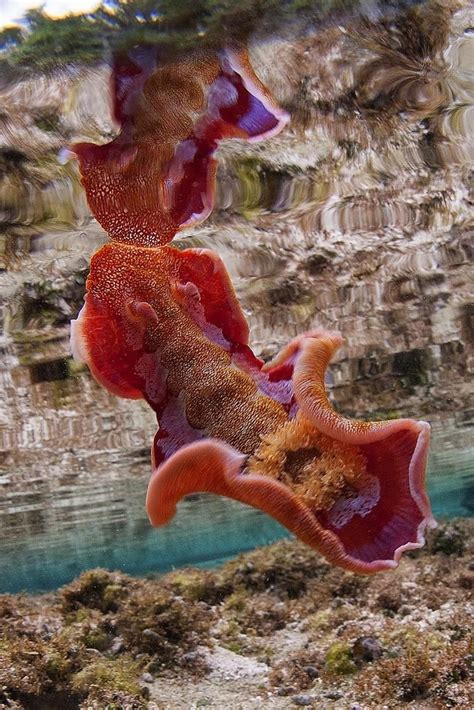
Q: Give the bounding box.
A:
[0,485,288,594]
[1,436,472,594]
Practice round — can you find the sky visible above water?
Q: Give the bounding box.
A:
[0,0,101,28]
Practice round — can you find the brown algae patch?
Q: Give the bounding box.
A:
[0,569,213,708]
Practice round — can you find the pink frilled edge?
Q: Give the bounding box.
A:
[146,331,436,575]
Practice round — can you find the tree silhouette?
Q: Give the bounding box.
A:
[1,0,368,71]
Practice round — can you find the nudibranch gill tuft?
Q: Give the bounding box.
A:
[72,45,289,246]
[71,242,435,574]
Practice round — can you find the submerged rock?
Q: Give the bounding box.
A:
[352,636,383,663]
[430,521,468,556]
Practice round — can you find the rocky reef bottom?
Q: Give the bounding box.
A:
[0,520,472,709]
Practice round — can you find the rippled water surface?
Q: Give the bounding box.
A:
[0,0,473,593]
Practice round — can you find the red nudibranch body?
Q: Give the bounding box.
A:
[71,44,435,574]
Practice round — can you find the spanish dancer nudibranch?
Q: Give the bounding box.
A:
[71,44,435,574]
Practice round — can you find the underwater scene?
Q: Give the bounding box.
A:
[0,0,472,707]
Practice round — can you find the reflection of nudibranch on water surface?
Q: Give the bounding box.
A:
[72,45,289,246]
[71,243,434,574]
